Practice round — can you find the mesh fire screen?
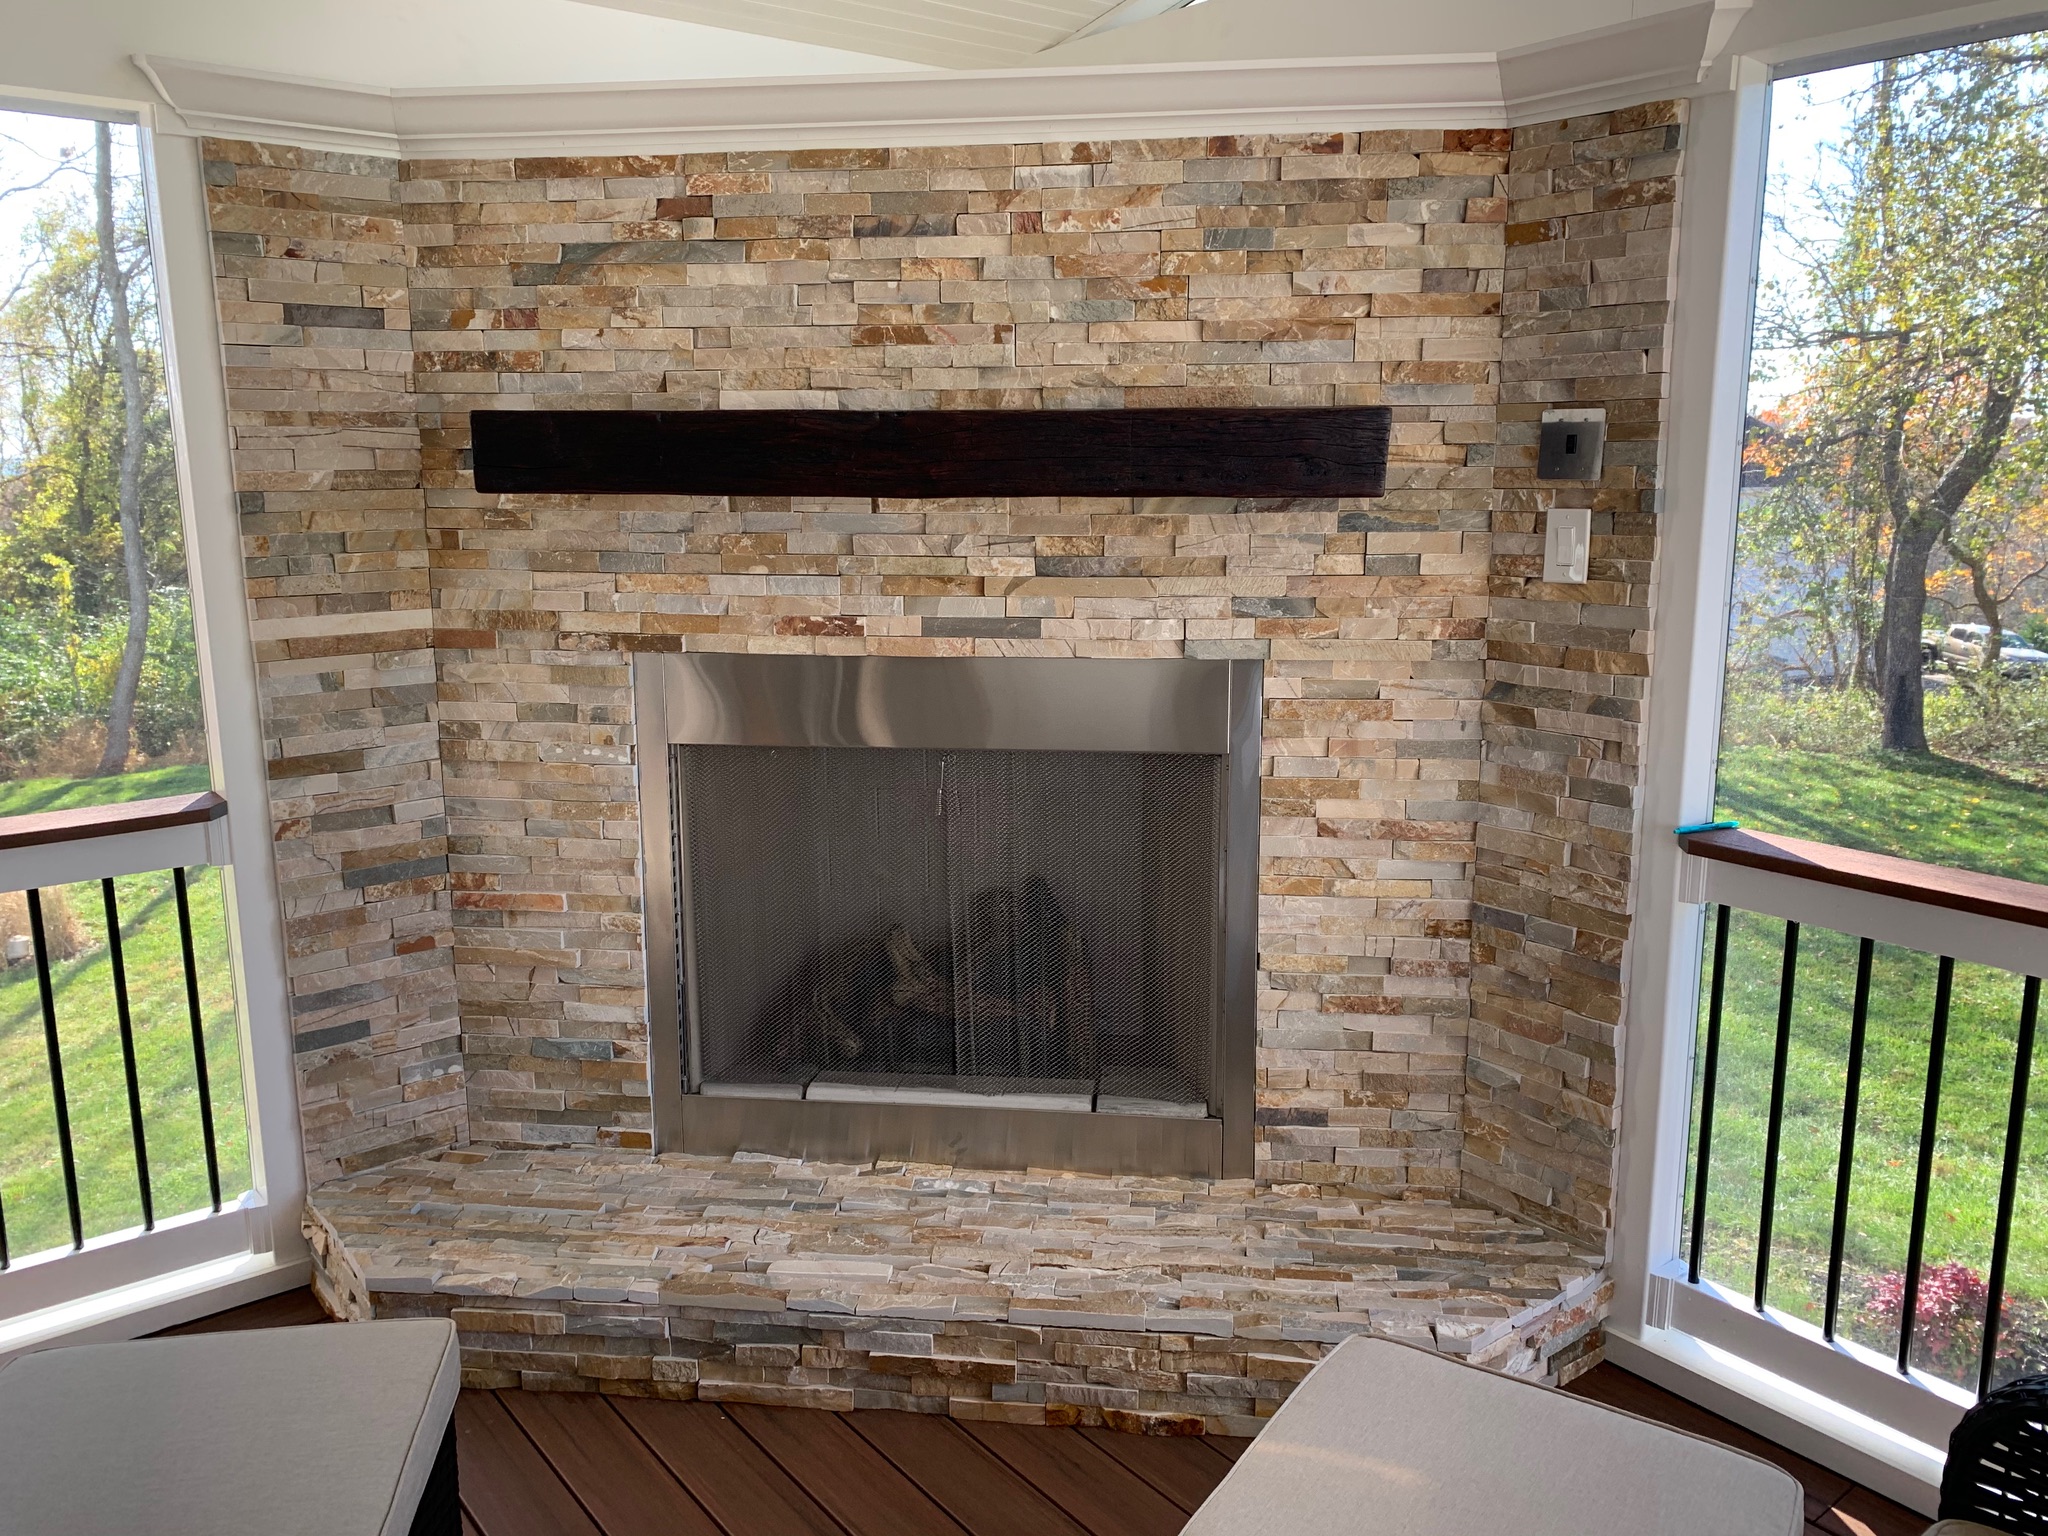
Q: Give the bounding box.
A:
[676,744,1223,1111]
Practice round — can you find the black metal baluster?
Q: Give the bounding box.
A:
[0,1174,9,1270]
[173,868,223,1211]
[1754,920,1800,1311]
[101,878,154,1232]
[28,889,84,1249]
[1898,954,1955,1374]
[1824,936,1876,1342]
[1980,975,2041,1400]
[1688,904,1732,1286]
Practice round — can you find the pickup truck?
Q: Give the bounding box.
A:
[1931,622,2048,676]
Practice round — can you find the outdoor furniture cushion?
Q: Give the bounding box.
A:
[0,1317,459,1536]
[1183,1336,1804,1536]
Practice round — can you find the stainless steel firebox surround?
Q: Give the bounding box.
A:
[635,653,1260,1179]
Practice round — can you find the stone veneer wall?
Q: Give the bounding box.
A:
[1465,106,1683,1245]
[208,148,465,1183]
[202,104,1682,1239]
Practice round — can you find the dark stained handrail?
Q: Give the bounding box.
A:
[0,790,226,853]
[1679,826,2048,931]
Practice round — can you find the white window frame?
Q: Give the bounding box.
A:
[0,89,308,1355]
[1610,13,2048,1516]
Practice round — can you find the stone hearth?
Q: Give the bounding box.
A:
[306,1150,1607,1433]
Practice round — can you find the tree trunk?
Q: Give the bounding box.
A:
[1875,505,1944,750]
[1952,544,2007,673]
[1873,382,2016,751]
[94,121,150,778]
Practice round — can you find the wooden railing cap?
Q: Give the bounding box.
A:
[0,789,227,854]
[1679,825,2048,935]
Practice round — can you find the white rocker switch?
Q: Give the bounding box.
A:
[1544,506,1592,584]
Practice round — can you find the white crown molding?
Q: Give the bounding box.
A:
[137,12,1720,162]
[133,57,404,157]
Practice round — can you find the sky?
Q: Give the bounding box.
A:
[0,108,149,471]
[0,107,140,296]
[1747,60,1872,413]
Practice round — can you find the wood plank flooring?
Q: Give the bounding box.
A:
[160,1287,1928,1536]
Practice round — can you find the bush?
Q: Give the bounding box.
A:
[1721,668,2048,782]
[135,589,202,758]
[0,588,203,773]
[0,886,83,962]
[1720,673,1881,754]
[1857,1260,2048,1385]
[0,609,87,768]
[1927,672,2048,774]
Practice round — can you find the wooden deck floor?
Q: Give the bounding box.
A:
[164,1288,1925,1536]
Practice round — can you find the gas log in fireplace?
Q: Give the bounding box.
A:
[635,653,1260,1178]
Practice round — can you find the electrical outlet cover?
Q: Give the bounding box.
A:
[1537,418,1605,481]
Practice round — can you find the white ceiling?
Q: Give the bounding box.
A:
[577,0,1141,69]
[558,0,2042,74]
[7,0,2031,142]
[561,0,1695,72]
[1,0,927,104]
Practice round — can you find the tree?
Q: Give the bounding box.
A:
[1936,423,2048,673]
[1734,405,1887,684]
[1761,37,2048,749]
[0,119,186,777]
[92,121,151,776]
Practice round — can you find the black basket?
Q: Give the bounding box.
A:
[1942,1376,2048,1532]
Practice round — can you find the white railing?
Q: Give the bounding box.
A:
[1642,827,2045,1473]
[0,791,285,1355]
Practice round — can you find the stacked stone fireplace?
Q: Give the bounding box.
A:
[637,651,1260,1177]
[211,102,1684,1423]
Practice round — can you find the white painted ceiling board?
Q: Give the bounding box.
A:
[576,0,1130,68]
[0,0,922,106]
[1037,0,1720,66]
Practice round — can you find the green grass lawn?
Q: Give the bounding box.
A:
[0,866,249,1260]
[1717,746,2048,886]
[1695,744,2048,1385]
[0,762,213,821]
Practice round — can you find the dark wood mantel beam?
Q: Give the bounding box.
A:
[469,407,1391,499]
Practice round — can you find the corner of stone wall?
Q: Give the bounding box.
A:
[1463,102,1687,1248]
[201,137,466,1188]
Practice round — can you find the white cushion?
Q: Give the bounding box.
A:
[1185,1337,1803,1536]
[0,1318,459,1536]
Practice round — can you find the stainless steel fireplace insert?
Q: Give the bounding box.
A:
[635,653,1259,1178]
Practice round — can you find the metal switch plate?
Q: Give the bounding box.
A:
[1538,414,1606,480]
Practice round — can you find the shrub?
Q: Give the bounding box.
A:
[1721,668,2048,782]
[0,886,84,962]
[0,588,203,773]
[1927,673,2048,775]
[1858,1261,2048,1383]
[1720,672,1881,754]
[1862,1262,1990,1374]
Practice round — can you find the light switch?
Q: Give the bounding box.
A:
[1544,506,1592,584]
